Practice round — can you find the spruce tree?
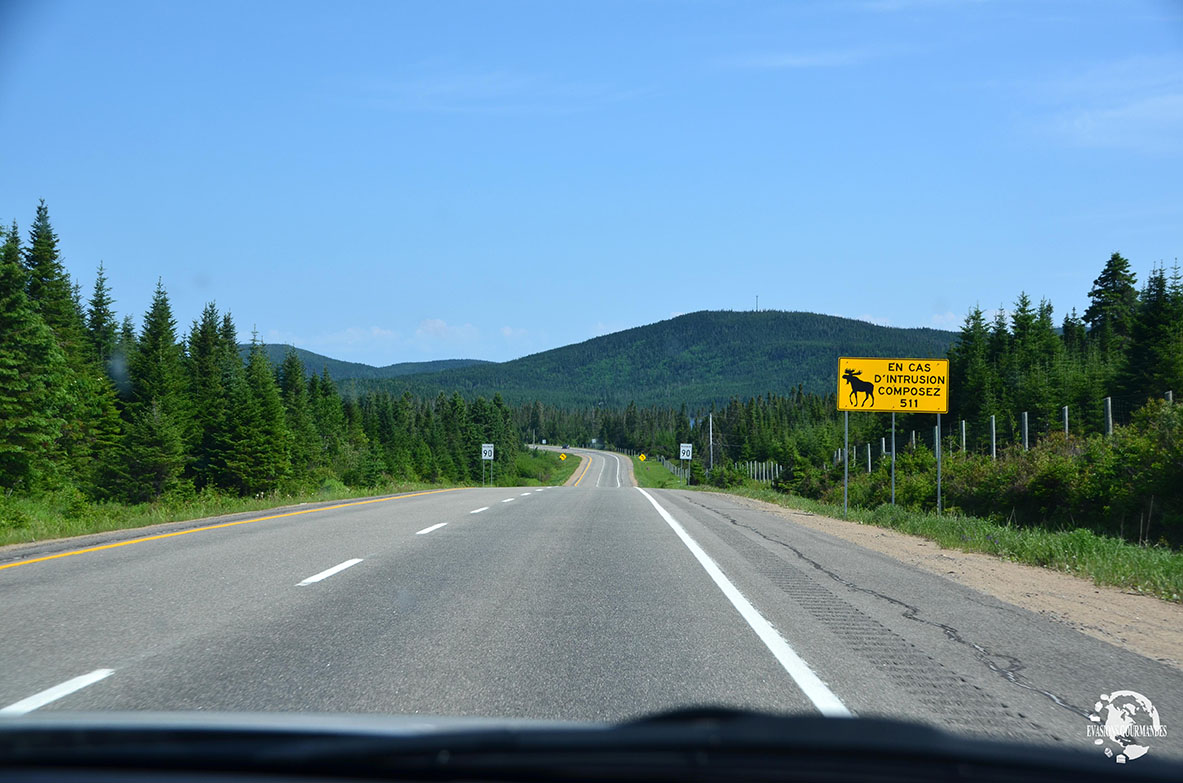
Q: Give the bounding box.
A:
[0,222,66,490]
[118,280,187,500]
[278,349,319,481]
[185,303,231,489]
[23,200,85,353]
[86,262,118,366]
[1083,252,1138,358]
[242,338,291,492]
[1120,266,1183,402]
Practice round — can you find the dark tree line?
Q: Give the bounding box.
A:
[0,202,520,503]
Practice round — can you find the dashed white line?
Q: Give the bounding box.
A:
[501,498,515,503]
[0,669,114,715]
[471,506,489,514]
[416,523,448,535]
[635,487,851,718]
[297,558,363,586]
[520,492,531,496]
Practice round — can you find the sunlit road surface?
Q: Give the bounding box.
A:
[1,449,1179,758]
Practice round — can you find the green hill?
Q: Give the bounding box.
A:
[336,310,957,408]
[237,344,491,380]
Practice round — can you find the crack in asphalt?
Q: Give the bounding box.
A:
[682,495,1091,721]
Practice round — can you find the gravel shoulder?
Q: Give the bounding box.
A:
[725,494,1183,671]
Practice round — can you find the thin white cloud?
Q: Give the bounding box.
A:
[415,318,478,342]
[361,64,650,114]
[930,311,959,328]
[861,0,987,11]
[1031,55,1183,154]
[727,49,873,70]
[267,325,400,350]
[500,325,527,339]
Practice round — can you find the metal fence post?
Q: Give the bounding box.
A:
[1104,397,1113,436]
[1062,405,1069,435]
[1021,411,1029,451]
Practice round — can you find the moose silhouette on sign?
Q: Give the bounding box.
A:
[842,368,874,407]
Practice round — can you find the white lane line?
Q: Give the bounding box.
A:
[520,492,532,496]
[595,456,607,488]
[416,523,448,535]
[501,498,515,503]
[0,669,115,716]
[613,453,622,488]
[471,507,489,514]
[533,489,544,493]
[297,558,363,586]
[635,488,851,718]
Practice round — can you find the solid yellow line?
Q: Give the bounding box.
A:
[572,453,593,487]
[0,488,467,573]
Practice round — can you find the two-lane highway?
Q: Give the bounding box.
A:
[1,451,1179,758]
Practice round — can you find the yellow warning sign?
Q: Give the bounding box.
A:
[559,453,567,461]
[638,454,647,461]
[837,357,949,414]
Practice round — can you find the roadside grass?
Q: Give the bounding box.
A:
[0,448,579,548]
[631,456,684,489]
[700,483,1183,604]
[0,480,446,548]
[510,448,580,486]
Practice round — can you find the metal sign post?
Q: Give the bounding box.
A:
[935,414,942,515]
[843,412,849,518]
[481,443,494,487]
[838,358,949,516]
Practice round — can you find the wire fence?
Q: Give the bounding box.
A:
[834,390,1175,468]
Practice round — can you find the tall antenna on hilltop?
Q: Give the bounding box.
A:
[755,295,759,312]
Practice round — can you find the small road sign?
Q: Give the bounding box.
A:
[679,443,693,460]
[838,357,949,413]
[560,453,567,461]
[481,443,495,460]
[638,454,647,461]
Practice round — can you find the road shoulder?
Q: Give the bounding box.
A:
[722,493,1183,671]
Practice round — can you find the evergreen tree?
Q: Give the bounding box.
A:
[0,222,66,490]
[1119,265,1183,402]
[222,339,290,494]
[86,261,118,365]
[23,200,85,353]
[185,303,231,489]
[1083,252,1138,357]
[117,280,187,500]
[109,315,137,398]
[1061,308,1087,356]
[278,349,319,481]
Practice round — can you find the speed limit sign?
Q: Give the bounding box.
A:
[679,443,692,460]
[481,443,494,460]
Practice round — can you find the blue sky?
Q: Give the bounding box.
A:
[2,0,1181,365]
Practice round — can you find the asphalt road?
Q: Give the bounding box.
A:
[1,448,1179,759]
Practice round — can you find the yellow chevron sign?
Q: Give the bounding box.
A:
[838,357,949,414]
[560,453,567,461]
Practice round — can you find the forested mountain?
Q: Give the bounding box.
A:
[237,344,489,381]
[341,311,956,407]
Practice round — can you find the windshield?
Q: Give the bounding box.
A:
[0,0,1180,769]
